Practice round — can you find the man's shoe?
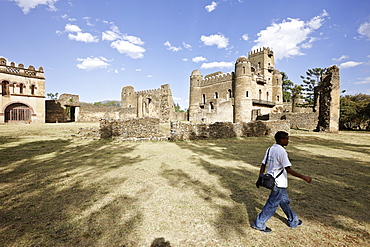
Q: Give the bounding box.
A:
[290,220,302,229]
[252,225,272,233]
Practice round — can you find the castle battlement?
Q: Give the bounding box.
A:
[0,58,45,79]
[201,72,233,85]
[248,47,273,56]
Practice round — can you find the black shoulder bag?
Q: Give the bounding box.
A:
[257,148,284,190]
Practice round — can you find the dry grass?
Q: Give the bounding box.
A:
[0,123,369,246]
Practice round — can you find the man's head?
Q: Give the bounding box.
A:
[275,131,289,146]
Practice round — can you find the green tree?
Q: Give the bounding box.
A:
[93,100,121,107]
[300,68,326,104]
[47,92,58,100]
[281,72,294,102]
[174,103,181,112]
[340,94,370,130]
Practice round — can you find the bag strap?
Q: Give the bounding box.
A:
[263,148,271,165]
[264,147,285,179]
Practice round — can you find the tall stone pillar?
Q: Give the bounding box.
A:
[316,65,340,132]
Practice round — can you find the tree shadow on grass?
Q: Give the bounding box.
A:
[173,136,370,243]
[0,138,144,246]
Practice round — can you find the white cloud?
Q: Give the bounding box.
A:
[358,22,370,40]
[68,32,98,43]
[64,23,98,43]
[333,55,349,62]
[164,41,182,52]
[205,1,217,12]
[65,24,81,33]
[200,33,229,49]
[339,61,363,69]
[102,30,121,41]
[135,69,142,71]
[182,58,189,62]
[252,10,329,60]
[102,24,146,58]
[242,34,249,41]
[183,42,192,50]
[200,61,233,69]
[125,35,144,46]
[353,76,370,85]
[11,0,59,14]
[76,57,111,70]
[192,56,207,63]
[111,40,146,59]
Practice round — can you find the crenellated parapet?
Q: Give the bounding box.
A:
[248,47,273,56]
[0,58,45,79]
[201,71,233,86]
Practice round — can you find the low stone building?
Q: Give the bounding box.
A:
[0,58,45,123]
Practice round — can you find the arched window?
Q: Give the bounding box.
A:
[31,85,35,95]
[228,89,232,99]
[259,89,262,100]
[246,91,249,98]
[214,92,218,99]
[243,66,246,74]
[277,95,280,102]
[5,103,31,122]
[210,102,214,110]
[266,92,269,101]
[202,94,206,104]
[2,81,10,96]
[20,83,24,94]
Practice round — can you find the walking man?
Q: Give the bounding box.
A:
[253,131,312,233]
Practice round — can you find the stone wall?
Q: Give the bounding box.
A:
[316,65,340,132]
[170,120,290,141]
[100,118,168,141]
[45,100,68,123]
[78,105,136,122]
[270,112,318,130]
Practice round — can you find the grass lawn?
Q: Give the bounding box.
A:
[0,123,369,246]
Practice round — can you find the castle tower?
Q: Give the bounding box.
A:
[248,47,274,78]
[121,86,136,108]
[189,70,202,121]
[233,56,253,123]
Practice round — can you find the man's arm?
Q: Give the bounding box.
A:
[285,167,312,183]
[255,163,267,188]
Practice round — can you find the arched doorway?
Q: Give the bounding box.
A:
[5,103,32,123]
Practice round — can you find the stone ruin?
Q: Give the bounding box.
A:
[315,65,340,133]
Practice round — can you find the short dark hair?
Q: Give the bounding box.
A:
[275,131,289,142]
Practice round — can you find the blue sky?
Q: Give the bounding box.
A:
[1,0,370,109]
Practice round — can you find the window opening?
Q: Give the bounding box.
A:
[2,81,10,95]
[5,103,31,122]
[20,83,24,94]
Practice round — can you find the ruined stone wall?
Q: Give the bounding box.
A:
[316,65,340,132]
[78,105,136,122]
[170,120,290,141]
[270,112,318,130]
[100,118,167,141]
[45,100,68,122]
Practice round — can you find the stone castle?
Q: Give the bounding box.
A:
[189,47,283,123]
[0,58,45,123]
[0,47,341,136]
